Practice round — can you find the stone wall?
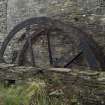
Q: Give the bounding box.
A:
[7,0,48,31]
[0,64,105,105]
[0,0,105,68]
[1,0,105,33]
[0,0,7,46]
[0,0,7,33]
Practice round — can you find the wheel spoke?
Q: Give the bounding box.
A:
[46,29,53,66]
[64,51,83,68]
[17,28,45,66]
[24,26,36,66]
[28,37,35,66]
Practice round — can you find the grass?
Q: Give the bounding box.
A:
[0,79,65,105]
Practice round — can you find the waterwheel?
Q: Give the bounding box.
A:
[0,17,105,70]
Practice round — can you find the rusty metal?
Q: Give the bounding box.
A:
[26,26,35,66]
[64,52,83,68]
[17,29,45,66]
[0,17,105,70]
[46,28,54,66]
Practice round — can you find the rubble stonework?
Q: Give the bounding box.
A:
[0,64,105,105]
[1,0,105,33]
[7,0,48,31]
[0,0,7,47]
[0,0,105,65]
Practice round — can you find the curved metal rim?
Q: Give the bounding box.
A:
[0,16,105,69]
[0,17,85,59]
[0,17,53,59]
